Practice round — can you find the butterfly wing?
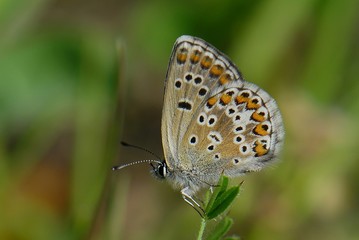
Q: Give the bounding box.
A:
[162,36,284,182]
[162,35,241,169]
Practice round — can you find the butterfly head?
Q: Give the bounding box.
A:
[150,160,169,180]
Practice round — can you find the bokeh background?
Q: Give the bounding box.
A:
[1,0,359,239]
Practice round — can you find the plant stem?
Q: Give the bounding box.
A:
[197,217,207,240]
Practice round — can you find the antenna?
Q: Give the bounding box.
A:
[112,159,163,171]
[120,141,162,160]
[112,141,163,171]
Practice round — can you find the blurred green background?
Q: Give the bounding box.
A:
[1,0,359,239]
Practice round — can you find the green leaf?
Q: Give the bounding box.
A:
[207,217,233,240]
[198,176,242,239]
[217,175,229,197]
[206,186,240,220]
[205,175,229,212]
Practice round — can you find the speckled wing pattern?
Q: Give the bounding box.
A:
[161,35,284,183]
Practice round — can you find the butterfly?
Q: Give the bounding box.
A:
[113,35,284,216]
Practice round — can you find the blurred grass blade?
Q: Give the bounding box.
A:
[224,236,241,240]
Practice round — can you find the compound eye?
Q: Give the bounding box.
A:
[158,165,167,178]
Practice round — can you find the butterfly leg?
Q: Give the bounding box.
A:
[181,187,205,218]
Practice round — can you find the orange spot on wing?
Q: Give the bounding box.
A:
[190,50,201,64]
[201,56,212,69]
[246,98,261,109]
[220,94,232,105]
[210,65,224,77]
[177,52,187,63]
[253,140,269,157]
[251,111,266,122]
[207,97,217,106]
[253,123,270,136]
[219,73,232,85]
[236,95,249,104]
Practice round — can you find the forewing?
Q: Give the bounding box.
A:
[162,36,242,169]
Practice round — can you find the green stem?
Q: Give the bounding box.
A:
[197,217,207,240]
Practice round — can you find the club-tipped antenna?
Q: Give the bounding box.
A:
[121,141,162,160]
[112,159,163,171]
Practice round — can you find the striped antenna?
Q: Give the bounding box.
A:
[112,159,163,171]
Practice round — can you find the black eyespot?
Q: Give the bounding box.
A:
[194,77,202,84]
[227,91,235,96]
[236,136,242,142]
[241,92,250,97]
[210,134,220,142]
[175,80,181,88]
[262,124,269,131]
[185,74,192,81]
[228,108,235,114]
[242,146,247,152]
[233,158,239,164]
[199,115,205,123]
[208,118,215,125]
[236,126,243,131]
[208,145,214,151]
[198,88,207,96]
[190,136,197,144]
[178,101,192,110]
